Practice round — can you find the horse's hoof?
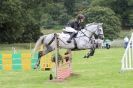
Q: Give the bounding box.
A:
[49,74,53,80]
[33,67,37,69]
[83,55,90,58]
[86,56,90,58]
[90,54,94,56]
[84,55,90,58]
[83,56,87,58]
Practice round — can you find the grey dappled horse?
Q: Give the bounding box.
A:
[33,23,104,69]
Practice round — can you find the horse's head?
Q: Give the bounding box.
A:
[85,23,104,40]
[95,23,104,39]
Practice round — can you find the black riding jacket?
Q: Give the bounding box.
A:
[67,20,85,31]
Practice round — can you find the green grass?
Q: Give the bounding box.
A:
[0,43,35,51]
[0,48,133,88]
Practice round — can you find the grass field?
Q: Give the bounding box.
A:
[0,48,133,88]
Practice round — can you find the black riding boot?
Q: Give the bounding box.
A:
[67,32,76,43]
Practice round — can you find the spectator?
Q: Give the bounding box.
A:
[124,36,129,48]
[105,39,111,49]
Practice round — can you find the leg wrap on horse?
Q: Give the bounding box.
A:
[34,51,43,69]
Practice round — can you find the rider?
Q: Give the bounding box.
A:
[66,14,85,43]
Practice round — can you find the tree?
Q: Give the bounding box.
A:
[90,0,133,28]
[44,3,68,27]
[90,0,128,15]
[58,13,72,25]
[84,6,121,40]
[20,22,42,42]
[19,0,43,42]
[0,0,24,43]
[0,0,42,43]
[64,0,75,15]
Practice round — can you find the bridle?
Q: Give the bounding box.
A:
[80,24,100,38]
[96,25,104,38]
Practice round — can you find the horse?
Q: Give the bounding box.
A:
[33,23,104,69]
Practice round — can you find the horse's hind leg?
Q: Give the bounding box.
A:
[33,51,43,69]
[34,45,54,69]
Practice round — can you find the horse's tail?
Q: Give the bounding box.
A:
[33,35,46,52]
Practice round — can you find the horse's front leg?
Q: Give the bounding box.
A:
[83,49,90,58]
[83,48,95,58]
[89,48,95,56]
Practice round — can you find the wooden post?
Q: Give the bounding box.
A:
[67,49,72,73]
[51,34,72,80]
[54,33,59,79]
